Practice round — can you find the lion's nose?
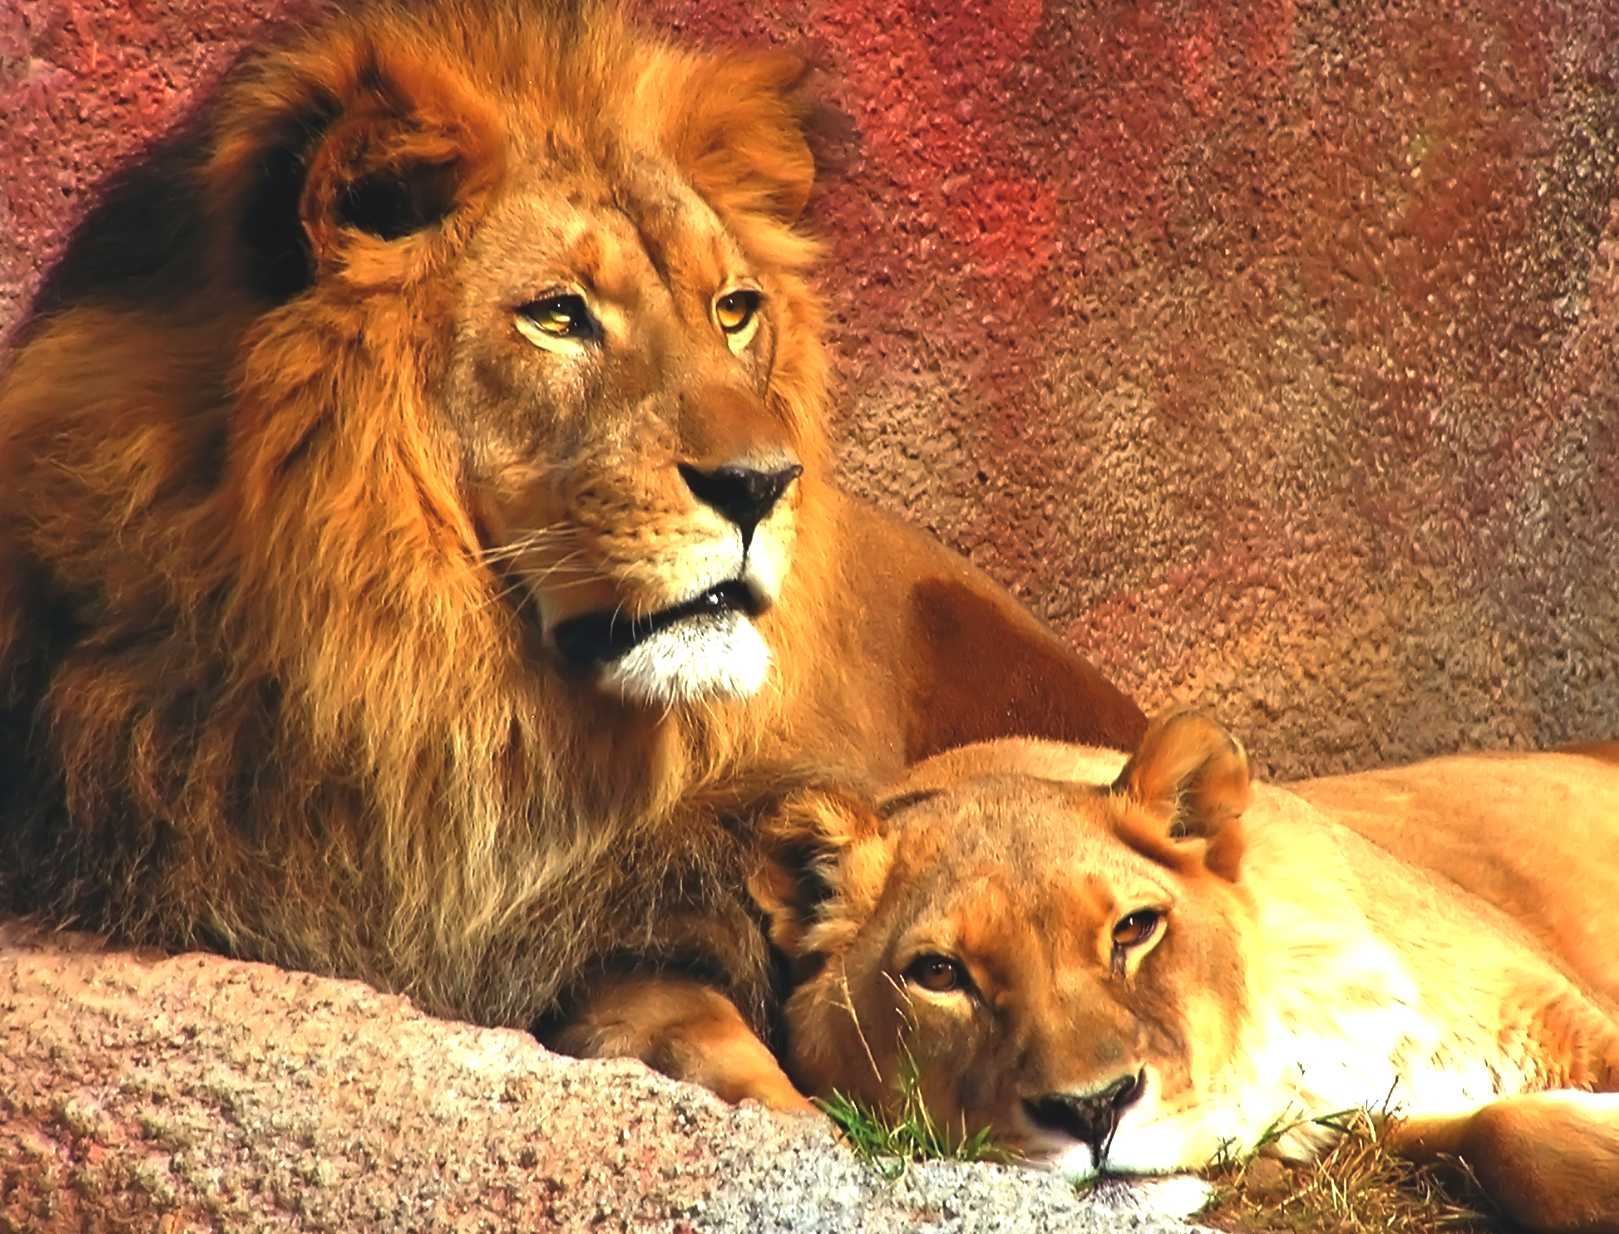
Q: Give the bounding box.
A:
[1022,1071,1144,1159]
[678,462,803,547]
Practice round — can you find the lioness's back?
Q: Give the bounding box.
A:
[1291,746,1619,1007]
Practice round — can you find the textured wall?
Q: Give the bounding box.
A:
[4,0,1617,778]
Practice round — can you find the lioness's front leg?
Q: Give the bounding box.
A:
[543,973,813,1114]
[1391,1093,1619,1234]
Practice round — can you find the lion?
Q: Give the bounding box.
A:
[0,0,1143,1110]
[751,710,1619,1231]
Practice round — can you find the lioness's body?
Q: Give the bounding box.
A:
[1290,747,1619,1012]
[757,720,1619,1231]
[1230,747,1619,1150]
[0,0,1140,1109]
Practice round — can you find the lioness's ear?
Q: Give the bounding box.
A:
[209,25,505,300]
[748,789,889,960]
[660,50,819,223]
[1113,708,1251,880]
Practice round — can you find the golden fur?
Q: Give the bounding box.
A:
[0,0,1141,1102]
[756,713,1619,1232]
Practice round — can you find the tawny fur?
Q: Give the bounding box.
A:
[0,0,1141,1070]
[755,716,1619,1233]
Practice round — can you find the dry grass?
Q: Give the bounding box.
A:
[1202,1111,1507,1234]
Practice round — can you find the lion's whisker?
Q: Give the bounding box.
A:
[474,529,581,563]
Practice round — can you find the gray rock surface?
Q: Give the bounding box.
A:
[0,924,1210,1234]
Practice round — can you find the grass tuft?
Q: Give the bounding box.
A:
[817,1048,1011,1179]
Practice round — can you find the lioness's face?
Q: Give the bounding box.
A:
[442,141,821,708]
[756,714,1257,1181]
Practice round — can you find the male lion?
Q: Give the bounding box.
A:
[754,711,1619,1231]
[0,0,1141,1108]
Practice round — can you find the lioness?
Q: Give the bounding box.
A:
[752,711,1619,1232]
[0,0,1140,1110]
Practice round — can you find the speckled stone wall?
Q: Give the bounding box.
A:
[4,0,1616,778]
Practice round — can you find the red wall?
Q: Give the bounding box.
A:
[5,0,1617,776]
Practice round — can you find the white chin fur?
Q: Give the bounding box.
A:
[1047,1143,1213,1222]
[1081,1176,1216,1222]
[599,610,771,706]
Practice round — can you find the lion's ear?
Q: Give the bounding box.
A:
[1113,708,1251,880]
[210,28,505,301]
[747,788,888,960]
[660,50,819,223]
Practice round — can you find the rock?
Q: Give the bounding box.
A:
[0,924,1210,1234]
[1238,1155,1294,1203]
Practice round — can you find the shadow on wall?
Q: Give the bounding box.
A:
[4,0,1617,776]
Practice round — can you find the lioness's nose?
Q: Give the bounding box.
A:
[679,462,802,546]
[1023,1071,1144,1158]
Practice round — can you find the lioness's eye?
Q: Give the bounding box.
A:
[714,289,761,335]
[516,294,595,341]
[1112,909,1163,948]
[903,954,968,994]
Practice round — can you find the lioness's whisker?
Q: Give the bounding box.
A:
[842,971,885,1089]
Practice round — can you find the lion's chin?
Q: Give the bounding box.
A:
[598,609,772,707]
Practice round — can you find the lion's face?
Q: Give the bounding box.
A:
[752,713,1258,1180]
[209,6,829,710]
[444,149,818,706]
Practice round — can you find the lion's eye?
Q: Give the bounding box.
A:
[516,294,595,342]
[714,289,762,335]
[903,954,968,994]
[714,289,763,357]
[1112,909,1163,949]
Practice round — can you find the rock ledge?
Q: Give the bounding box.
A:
[1,924,1208,1233]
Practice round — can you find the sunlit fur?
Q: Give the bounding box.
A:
[0,0,842,1034]
[757,716,1619,1234]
